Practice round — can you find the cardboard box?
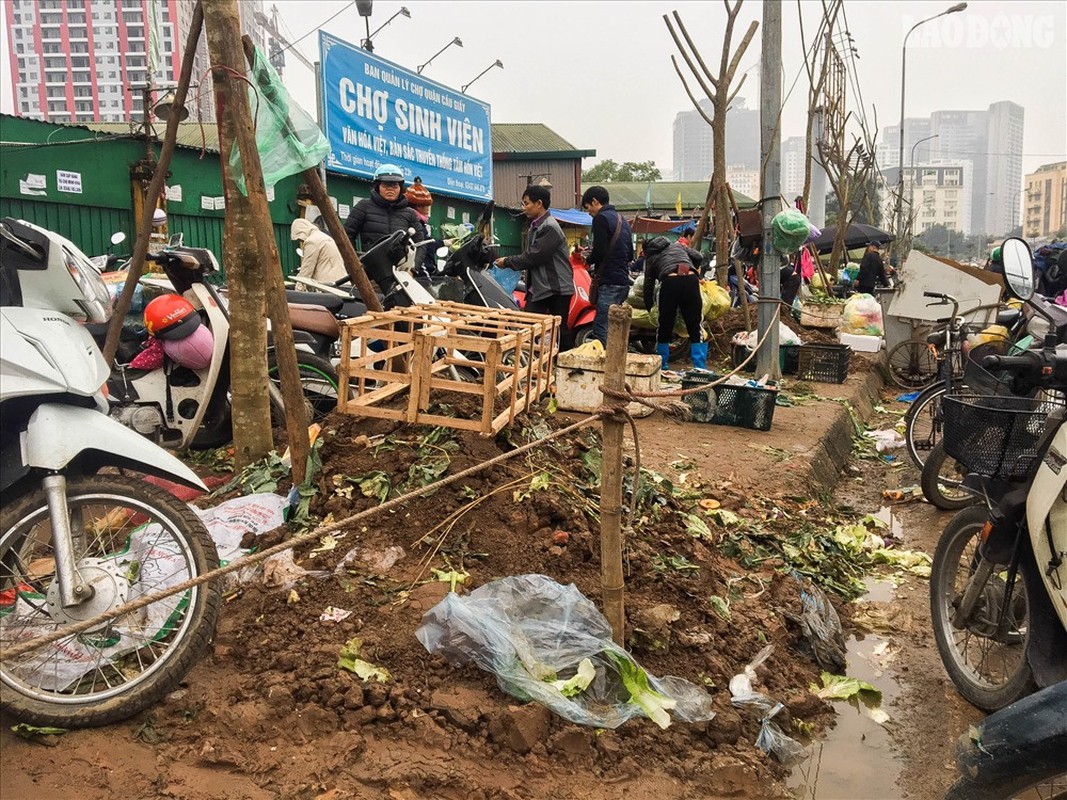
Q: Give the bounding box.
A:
[838,332,883,353]
[555,351,661,418]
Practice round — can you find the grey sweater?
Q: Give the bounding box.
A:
[503,214,574,302]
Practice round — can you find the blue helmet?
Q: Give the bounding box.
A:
[373,163,405,184]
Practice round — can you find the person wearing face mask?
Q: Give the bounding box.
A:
[343,163,426,255]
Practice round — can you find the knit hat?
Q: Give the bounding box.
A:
[405,178,433,209]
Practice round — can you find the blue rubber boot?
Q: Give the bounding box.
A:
[690,341,708,371]
[656,343,671,371]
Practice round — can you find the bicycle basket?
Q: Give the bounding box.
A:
[941,394,1064,479]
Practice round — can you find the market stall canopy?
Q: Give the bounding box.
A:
[549,208,593,227]
[630,217,688,235]
[598,182,756,213]
[811,223,894,255]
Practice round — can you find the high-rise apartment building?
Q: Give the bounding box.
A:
[5,0,268,124]
[1023,161,1067,239]
[878,101,1024,237]
[672,97,761,183]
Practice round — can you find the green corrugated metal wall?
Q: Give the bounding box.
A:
[0,114,520,271]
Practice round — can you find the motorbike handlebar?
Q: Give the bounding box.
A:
[982,353,1041,372]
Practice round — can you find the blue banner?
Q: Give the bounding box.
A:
[319,32,493,202]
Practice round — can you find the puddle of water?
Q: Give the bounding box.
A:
[862,576,896,603]
[788,582,901,799]
[872,506,905,539]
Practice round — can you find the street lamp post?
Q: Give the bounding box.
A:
[359,6,411,52]
[416,37,463,75]
[906,133,940,254]
[461,60,503,94]
[893,3,967,258]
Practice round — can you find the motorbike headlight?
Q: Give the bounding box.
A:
[64,247,113,323]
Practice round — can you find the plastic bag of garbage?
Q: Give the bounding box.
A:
[700,280,732,323]
[772,209,812,254]
[627,274,647,310]
[756,703,808,766]
[841,293,884,336]
[416,574,716,729]
[788,583,846,673]
[729,644,777,716]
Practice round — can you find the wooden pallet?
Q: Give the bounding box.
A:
[337,301,559,436]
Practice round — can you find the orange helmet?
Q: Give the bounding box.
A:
[144,294,200,340]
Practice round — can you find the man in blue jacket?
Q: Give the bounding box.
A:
[581,186,634,345]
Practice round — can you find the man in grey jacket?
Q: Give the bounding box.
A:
[495,185,575,349]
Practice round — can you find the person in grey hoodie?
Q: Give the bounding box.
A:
[642,236,707,370]
[495,184,575,350]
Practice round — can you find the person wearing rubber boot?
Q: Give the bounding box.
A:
[642,236,707,372]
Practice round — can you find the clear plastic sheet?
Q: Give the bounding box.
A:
[416,574,716,729]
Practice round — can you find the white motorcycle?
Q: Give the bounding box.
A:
[930,236,1067,711]
[0,218,221,727]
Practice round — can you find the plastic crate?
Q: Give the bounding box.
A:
[682,371,778,431]
[942,394,1064,480]
[731,343,800,375]
[796,344,851,384]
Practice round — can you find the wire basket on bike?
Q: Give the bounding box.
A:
[942,393,1064,479]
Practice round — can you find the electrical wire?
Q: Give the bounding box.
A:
[271,0,355,66]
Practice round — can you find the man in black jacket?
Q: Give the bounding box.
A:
[856,242,891,295]
[582,186,634,345]
[343,163,425,256]
[643,236,707,370]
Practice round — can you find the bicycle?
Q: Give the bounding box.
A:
[902,294,1027,472]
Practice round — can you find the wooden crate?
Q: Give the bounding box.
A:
[337,301,558,436]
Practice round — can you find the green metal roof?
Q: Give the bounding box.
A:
[80,121,223,153]
[600,181,756,212]
[491,123,595,159]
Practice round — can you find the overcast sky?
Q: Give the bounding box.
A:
[1,0,1064,179]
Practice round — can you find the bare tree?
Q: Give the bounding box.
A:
[796,0,842,209]
[665,3,759,286]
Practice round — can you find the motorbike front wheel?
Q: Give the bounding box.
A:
[930,505,1035,711]
[268,351,344,422]
[920,441,976,510]
[0,476,221,727]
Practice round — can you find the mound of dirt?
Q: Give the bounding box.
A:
[137,400,844,798]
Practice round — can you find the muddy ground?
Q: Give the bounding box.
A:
[0,346,983,800]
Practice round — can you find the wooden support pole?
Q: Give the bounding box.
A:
[599,304,631,645]
[301,168,383,313]
[102,2,203,366]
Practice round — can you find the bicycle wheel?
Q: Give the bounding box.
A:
[904,384,947,470]
[0,477,221,727]
[920,441,976,510]
[887,340,938,389]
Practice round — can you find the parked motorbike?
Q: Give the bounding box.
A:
[944,680,1067,800]
[929,237,1067,712]
[0,217,221,727]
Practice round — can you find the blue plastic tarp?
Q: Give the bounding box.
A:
[550,207,593,227]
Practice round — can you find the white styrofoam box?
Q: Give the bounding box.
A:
[555,351,661,418]
[838,332,883,352]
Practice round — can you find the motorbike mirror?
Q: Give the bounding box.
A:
[1000,237,1035,301]
[296,247,304,257]
[436,246,449,259]
[110,231,127,246]
[168,232,184,248]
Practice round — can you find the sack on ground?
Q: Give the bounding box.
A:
[840,292,884,336]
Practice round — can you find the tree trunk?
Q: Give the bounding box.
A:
[204,0,273,467]
[712,102,731,287]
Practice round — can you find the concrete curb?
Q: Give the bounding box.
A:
[806,359,887,492]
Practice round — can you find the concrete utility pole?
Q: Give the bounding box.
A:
[757,0,782,379]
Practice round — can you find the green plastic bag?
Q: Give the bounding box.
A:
[231,45,330,194]
[772,209,812,255]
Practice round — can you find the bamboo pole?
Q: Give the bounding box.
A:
[101,2,203,366]
[599,304,631,645]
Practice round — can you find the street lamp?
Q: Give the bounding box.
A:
[461,60,503,94]
[416,37,463,75]
[358,5,411,53]
[893,2,967,255]
[904,134,939,256]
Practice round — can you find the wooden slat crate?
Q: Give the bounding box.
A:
[337,301,559,436]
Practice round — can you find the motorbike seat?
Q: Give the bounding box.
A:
[285,290,344,313]
[288,303,341,338]
[996,308,1022,328]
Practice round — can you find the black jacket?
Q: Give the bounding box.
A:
[856,250,888,291]
[344,191,425,252]
[587,205,634,287]
[642,236,702,309]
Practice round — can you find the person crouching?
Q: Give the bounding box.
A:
[642,236,706,371]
